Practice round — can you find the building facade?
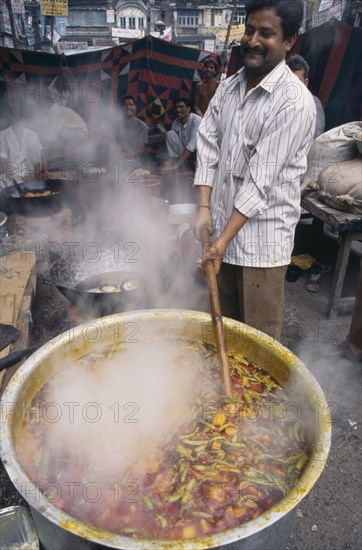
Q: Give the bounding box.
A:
[2,1,360,52]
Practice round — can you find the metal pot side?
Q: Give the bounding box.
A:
[0,310,331,550]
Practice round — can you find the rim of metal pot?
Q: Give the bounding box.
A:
[0,309,331,550]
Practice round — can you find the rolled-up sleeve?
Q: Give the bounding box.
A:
[234,97,316,219]
[194,90,222,187]
[185,116,201,153]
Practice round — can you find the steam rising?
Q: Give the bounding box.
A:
[29,340,197,486]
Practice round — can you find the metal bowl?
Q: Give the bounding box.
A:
[0,310,331,550]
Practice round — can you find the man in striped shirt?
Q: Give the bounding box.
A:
[193,0,316,341]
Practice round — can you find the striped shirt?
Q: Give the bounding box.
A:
[194,61,316,267]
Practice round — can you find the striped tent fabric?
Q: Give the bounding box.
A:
[0,45,116,128]
[83,36,219,127]
[0,37,219,129]
[227,21,362,130]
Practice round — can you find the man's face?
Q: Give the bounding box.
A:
[241,7,296,79]
[293,69,309,87]
[175,101,190,124]
[12,116,25,131]
[204,62,217,80]
[122,99,136,118]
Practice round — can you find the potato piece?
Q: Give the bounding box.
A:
[182,525,197,538]
[212,411,226,426]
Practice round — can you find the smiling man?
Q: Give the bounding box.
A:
[192,0,316,341]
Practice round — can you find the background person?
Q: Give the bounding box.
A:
[162,97,201,172]
[43,95,89,162]
[0,104,43,189]
[114,95,148,159]
[194,59,220,117]
[192,0,316,341]
[286,54,325,138]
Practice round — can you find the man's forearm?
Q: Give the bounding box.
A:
[176,148,192,167]
[219,208,249,246]
[197,185,212,207]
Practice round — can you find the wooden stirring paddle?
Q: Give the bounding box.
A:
[201,228,232,397]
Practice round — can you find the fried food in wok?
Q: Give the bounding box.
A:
[23,190,59,198]
[75,271,141,293]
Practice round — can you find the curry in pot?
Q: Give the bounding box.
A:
[15,339,310,540]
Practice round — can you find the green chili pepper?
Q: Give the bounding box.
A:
[192,511,214,520]
[142,495,154,510]
[156,514,168,528]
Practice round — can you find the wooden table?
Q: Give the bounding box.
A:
[301,193,362,319]
[0,251,37,393]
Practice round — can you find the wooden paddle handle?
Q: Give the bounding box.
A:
[201,228,232,397]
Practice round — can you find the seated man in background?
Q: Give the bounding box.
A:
[44,95,89,162]
[194,58,220,117]
[162,97,201,172]
[0,104,43,189]
[286,54,325,138]
[113,95,148,159]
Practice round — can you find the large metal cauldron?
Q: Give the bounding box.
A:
[0,310,331,550]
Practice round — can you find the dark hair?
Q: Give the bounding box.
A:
[174,96,191,108]
[286,54,309,78]
[203,57,218,68]
[245,0,304,39]
[121,94,136,106]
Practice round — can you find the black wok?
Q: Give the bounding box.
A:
[48,246,180,315]
[0,179,79,218]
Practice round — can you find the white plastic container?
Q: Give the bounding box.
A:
[168,203,197,225]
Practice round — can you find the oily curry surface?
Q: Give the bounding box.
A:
[15,339,310,540]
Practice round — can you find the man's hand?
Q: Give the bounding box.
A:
[161,160,178,173]
[197,237,226,275]
[156,123,167,135]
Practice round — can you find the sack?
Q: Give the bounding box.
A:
[317,158,362,215]
[302,121,361,191]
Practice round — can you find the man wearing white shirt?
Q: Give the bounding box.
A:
[162,97,201,172]
[286,54,325,138]
[192,0,316,340]
[0,105,42,189]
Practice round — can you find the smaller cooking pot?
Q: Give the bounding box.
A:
[132,177,161,198]
[48,245,180,315]
[0,179,76,217]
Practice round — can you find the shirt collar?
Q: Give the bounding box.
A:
[9,126,25,141]
[232,59,287,94]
